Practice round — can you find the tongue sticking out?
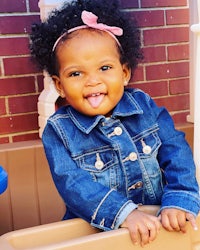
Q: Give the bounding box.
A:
[87,94,104,108]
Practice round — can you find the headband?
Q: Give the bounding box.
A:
[52,10,123,51]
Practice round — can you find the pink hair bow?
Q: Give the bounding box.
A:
[81,10,123,36]
[52,10,123,51]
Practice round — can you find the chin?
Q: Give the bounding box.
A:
[84,110,108,117]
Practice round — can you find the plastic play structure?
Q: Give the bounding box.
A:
[0,206,200,250]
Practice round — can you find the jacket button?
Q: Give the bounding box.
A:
[95,160,104,170]
[129,152,138,161]
[114,127,122,136]
[142,145,152,154]
[135,181,143,188]
[128,181,143,191]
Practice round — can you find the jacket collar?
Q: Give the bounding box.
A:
[68,89,143,134]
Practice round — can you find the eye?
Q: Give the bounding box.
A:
[100,65,112,71]
[69,71,81,77]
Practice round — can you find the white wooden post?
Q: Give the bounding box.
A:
[38,0,66,21]
[191,0,200,182]
[37,0,68,137]
[188,1,198,122]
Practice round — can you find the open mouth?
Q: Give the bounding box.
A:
[86,92,105,108]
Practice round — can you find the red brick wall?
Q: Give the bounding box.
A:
[0,0,190,144]
[126,0,190,125]
[0,0,42,144]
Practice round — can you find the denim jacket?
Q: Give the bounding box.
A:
[42,88,200,231]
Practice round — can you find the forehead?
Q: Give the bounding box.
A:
[57,28,120,55]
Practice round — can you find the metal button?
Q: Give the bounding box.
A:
[128,181,143,191]
[142,145,152,154]
[95,160,104,170]
[135,181,143,188]
[129,152,138,161]
[114,127,122,136]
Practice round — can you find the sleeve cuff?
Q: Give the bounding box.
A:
[114,201,138,229]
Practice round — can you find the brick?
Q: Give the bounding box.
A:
[155,94,189,112]
[0,99,6,115]
[13,133,40,143]
[0,37,30,56]
[166,9,189,25]
[132,81,168,97]
[0,114,39,134]
[3,56,40,76]
[8,95,39,114]
[171,111,189,124]
[143,46,166,63]
[0,137,9,144]
[131,66,144,82]
[0,15,40,35]
[121,0,139,8]
[141,0,187,8]
[132,10,164,27]
[0,0,26,12]
[144,27,189,46]
[169,78,189,95]
[167,44,189,61]
[29,0,40,12]
[0,77,36,95]
[37,75,44,92]
[146,62,189,81]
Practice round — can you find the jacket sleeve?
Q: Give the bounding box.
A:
[147,95,200,216]
[42,121,137,231]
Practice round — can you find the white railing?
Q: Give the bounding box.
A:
[38,0,66,21]
[37,0,68,137]
[191,0,200,182]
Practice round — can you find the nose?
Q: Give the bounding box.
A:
[85,73,101,86]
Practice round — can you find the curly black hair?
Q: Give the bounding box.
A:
[30,0,143,76]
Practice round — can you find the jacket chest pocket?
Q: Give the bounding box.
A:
[134,129,161,158]
[133,129,162,176]
[75,148,119,188]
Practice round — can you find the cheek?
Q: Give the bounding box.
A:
[64,89,78,99]
[109,84,124,104]
[62,85,83,103]
[110,81,124,93]
[60,79,80,94]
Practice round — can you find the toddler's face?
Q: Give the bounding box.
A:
[53,29,131,117]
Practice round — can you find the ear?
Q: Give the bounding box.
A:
[52,75,65,98]
[122,64,131,86]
